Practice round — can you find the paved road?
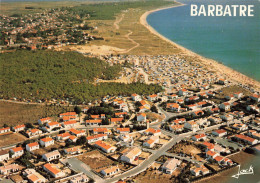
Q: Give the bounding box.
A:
[62,158,105,183]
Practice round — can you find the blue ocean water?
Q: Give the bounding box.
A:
[147,0,260,81]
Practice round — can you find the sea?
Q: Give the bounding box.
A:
[147,0,260,81]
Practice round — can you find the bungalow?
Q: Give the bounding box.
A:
[26,129,42,137]
[62,116,76,122]
[23,169,47,183]
[250,94,260,102]
[166,103,180,112]
[68,135,77,143]
[172,118,186,125]
[202,142,215,152]
[184,121,199,132]
[247,105,260,113]
[231,123,248,131]
[94,140,116,153]
[46,122,61,131]
[62,120,77,129]
[43,163,65,178]
[86,134,108,144]
[247,130,260,140]
[234,92,243,99]
[206,91,215,97]
[12,124,25,132]
[115,112,128,118]
[140,100,150,109]
[192,110,204,117]
[120,147,141,163]
[143,136,159,148]
[59,112,77,118]
[222,157,233,166]
[0,150,9,162]
[199,93,208,99]
[219,102,231,111]
[83,107,89,113]
[234,134,258,145]
[169,124,184,132]
[214,156,224,164]
[0,127,10,134]
[206,150,218,160]
[85,119,102,126]
[116,128,130,134]
[220,114,233,121]
[118,133,130,142]
[225,94,235,100]
[42,150,61,162]
[212,129,227,137]
[147,94,158,101]
[38,117,52,125]
[26,142,40,152]
[100,166,120,177]
[93,128,112,135]
[64,147,81,155]
[218,78,227,85]
[178,89,188,96]
[161,158,181,174]
[137,113,146,122]
[192,134,207,141]
[0,164,22,175]
[110,118,124,124]
[190,164,209,176]
[69,173,89,183]
[176,99,184,104]
[39,137,54,147]
[131,93,141,101]
[56,132,71,141]
[90,115,100,119]
[144,128,161,136]
[208,117,222,124]
[187,104,198,110]
[186,96,199,102]
[69,129,85,137]
[10,147,24,158]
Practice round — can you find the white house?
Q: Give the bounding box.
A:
[12,124,26,132]
[86,134,108,144]
[26,142,40,152]
[0,150,9,162]
[10,147,24,158]
[219,102,231,111]
[131,93,141,101]
[100,166,120,177]
[94,140,116,153]
[39,137,54,147]
[120,147,141,163]
[161,158,181,174]
[43,163,65,178]
[143,136,159,148]
[42,150,61,162]
[192,134,207,141]
[212,129,227,137]
[23,169,47,183]
[184,121,199,132]
[137,113,146,122]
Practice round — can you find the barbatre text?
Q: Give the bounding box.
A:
[190,5,254,16]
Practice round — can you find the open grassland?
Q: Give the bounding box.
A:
[0,101,72,126]
[0,132,27,148]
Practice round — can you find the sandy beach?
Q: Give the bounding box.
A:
[140,2,260,90]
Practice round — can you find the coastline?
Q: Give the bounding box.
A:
[140,2,260,90]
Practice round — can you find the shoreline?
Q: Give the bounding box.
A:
[140,2,260,90]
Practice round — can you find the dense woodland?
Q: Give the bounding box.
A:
[61,0,174,20]
[0,50,162,103]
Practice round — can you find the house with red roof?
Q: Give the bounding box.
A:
[206,150,218,160]
[38,117,52,125]
[0,150,9,162]
[166,103,180,112]
[56,132,71,141]
[10,147,24,158]
[85,119,102,126]
[110,118,124,124]
[26,129,42,137]
[59,112,77,118]
[93,128,112,135]
[234,134,258,145]
[69,129,85,137]
[192,134,207,141]
[43,163,65,178]
[250,93,260,102]
[143,136,159,148]
[62,120,77,129]
[212,129,227,137]
[144,128,161,136]
[219,102,231,111]
[147,94,158,101]
[39,137,54,147]
[12,124,26,132]
[0,127,10,134]
[131,93,141,101]
[87,134,108,144]
[137,113,146,122]
[184,121,199,132]
[94,140,116,153]
[26,142,40,152]
[116,128,130,134]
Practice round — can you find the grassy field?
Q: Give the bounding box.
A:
[0,101,72,126]
[0,132,27,147]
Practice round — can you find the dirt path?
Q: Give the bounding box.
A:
[114,13,125,30]
[119,30,140,54]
